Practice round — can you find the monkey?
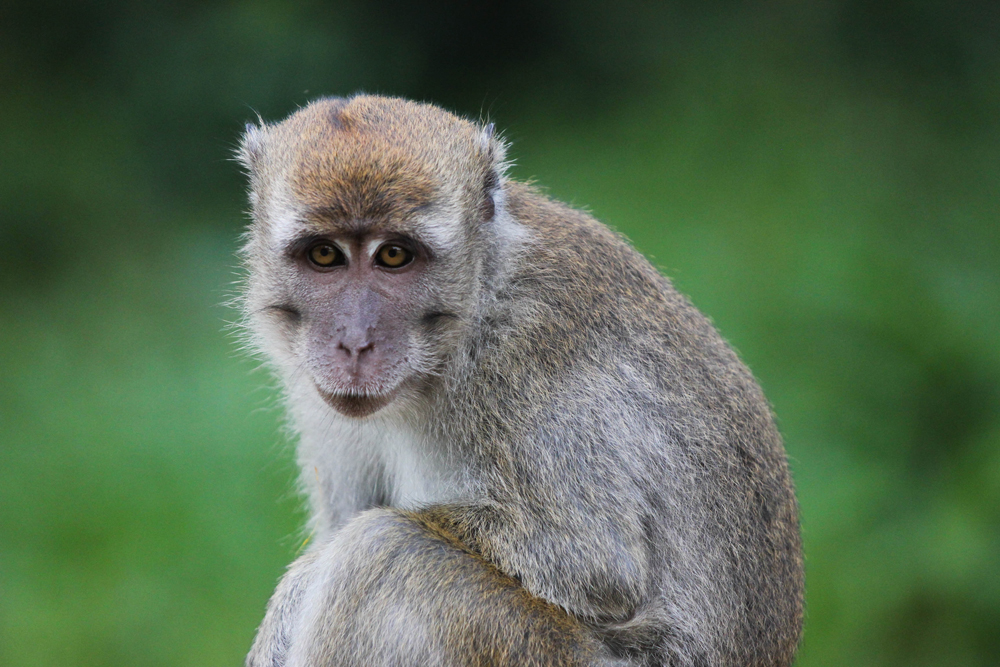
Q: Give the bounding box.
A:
[236,94,803,667]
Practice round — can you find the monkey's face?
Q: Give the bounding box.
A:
[274,225,469,419]
[242,193,482,418]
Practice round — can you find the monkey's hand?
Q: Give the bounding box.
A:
[246,507,619,667]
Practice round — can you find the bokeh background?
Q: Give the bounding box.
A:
[1,1,998,665]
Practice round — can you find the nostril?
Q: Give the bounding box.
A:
[336,341,375,358]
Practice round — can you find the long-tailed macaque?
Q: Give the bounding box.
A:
[237,95,803,667]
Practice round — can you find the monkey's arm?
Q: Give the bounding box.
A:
[247,508,614,667]
[422,493,651,628]
[436,379,661,626]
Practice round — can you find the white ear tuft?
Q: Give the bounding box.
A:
[476,121,511,223]
[238,121,267,171]
[480,122,508,169]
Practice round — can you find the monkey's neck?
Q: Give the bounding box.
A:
[290,391,473,535]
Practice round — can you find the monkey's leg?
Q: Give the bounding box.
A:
[251,507,615,667]
[245,546,325,667]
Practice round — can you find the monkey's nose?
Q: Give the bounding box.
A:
[336,340,375,359]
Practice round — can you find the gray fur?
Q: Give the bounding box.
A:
[239,95,803,667]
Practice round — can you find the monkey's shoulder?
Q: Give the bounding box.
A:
[488,182,781,447]
[502,182,734,365]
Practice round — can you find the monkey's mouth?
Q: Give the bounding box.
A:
[316,386,400,418]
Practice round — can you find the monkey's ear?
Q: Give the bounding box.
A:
[479,122,509,222]
[480,122,508,167]
[237,121,267,172]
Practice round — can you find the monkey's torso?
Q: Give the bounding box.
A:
[450,184,801,663]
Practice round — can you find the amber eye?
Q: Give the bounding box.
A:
[375,244,413,269]
[308,243,345,268]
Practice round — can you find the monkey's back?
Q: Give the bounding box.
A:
[453,182,804,666]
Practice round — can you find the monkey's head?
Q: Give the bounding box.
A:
[238,96,512,419]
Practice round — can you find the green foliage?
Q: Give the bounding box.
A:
[1,2,997,665]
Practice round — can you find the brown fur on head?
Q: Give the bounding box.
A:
[238,96,513,419]
[239,96,505,238]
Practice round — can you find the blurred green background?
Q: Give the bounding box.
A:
[1,1,998,665]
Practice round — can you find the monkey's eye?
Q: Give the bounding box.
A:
[375,244,413,269]
[308,243,345,268]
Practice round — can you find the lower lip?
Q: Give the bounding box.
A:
[317,387,399,418]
